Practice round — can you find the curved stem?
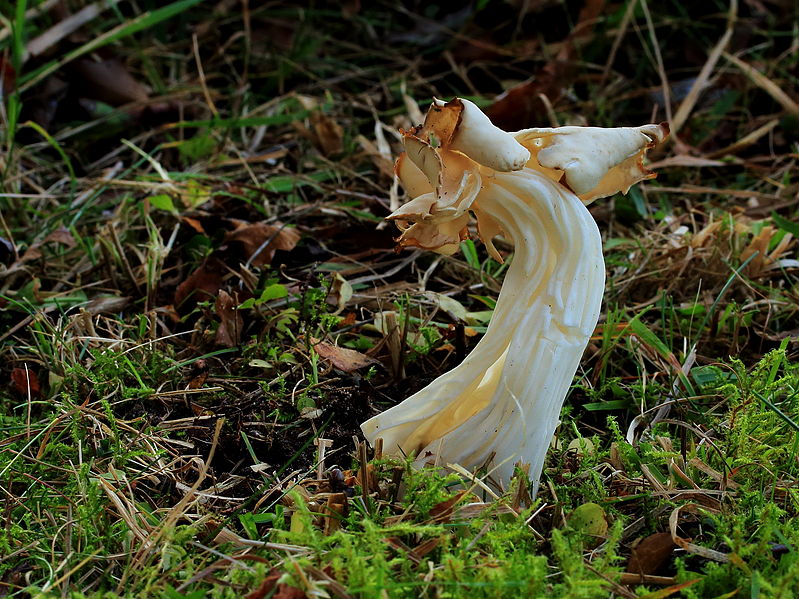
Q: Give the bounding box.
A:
[362,169,605,492]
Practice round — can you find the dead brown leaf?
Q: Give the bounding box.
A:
[43,227,77,247]
[11,367,41,398]
[215,147,288,167]
[85,295,130,315]
[174,257,227,308]
[0,57,15,97]
[215,289,243,347]
[741,225,794,277]
[326,273,352,313]
[15,227,77,265]
[224,222,300,267]
[383,537,421,565]
[300,94,345,155]
[187,371,209,390]
[274,585,308,599]
[312,339,378,372]
[244,572,281,599]
[293,96,344,156]
[186,358,210,390]
[71,57,149,106]
[310,111,344,156]
[174,221,299,311]
[412,537,441,559]
[429,490,468,522]
[485,63,571,131]
[627,532,677,575]
[180,216,206,234]
[485,0,603,130]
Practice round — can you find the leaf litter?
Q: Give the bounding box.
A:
[1,1,799,597]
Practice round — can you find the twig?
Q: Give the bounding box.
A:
[722,51,799,116]
[25,1,122,60]
[671,0,737,136]
[639,0,673,125]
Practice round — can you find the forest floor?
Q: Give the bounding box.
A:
[1,1,798,597]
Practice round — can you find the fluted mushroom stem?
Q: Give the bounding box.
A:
[361,169,604,493]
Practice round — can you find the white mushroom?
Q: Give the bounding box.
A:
[361,98,668,493]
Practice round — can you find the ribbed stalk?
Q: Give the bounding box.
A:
[361,169,604,493]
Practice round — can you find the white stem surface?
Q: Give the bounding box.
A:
[361,169,604,493]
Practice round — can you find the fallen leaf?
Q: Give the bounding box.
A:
[485,0,602,130]
[402,94,425,127]
[294,95,344,156]
[567,437,595,458]
[627,532,677,575]
[17,227,77,264]
[187,371,209,390]
[323,492,347,534]
[429,490,468,522]
[215,147,288,167]
[174,257,227,308]
[180,216,206,234]
[12,227,77,268]
[187,358,209,389]
[11,367,41,398]
[300,407,323,419]
[43,227,77,247]
[741,225,792,278]
[424,291,492,325]
[71,57,149,106]
[326,273,352,313]
[310,111,344,156]
[244,572,280,599]
[224,222,300,267]
[485,66,570,131]
[0,56,15,96]
[412,536,441,559]
[85,295,130,315]
[274,584,309,599]
[155,304,181,324]
[383,537,420,564]
[215,289,243,347]
[312,339,378,372]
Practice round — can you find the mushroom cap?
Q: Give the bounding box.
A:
[515,123,669,203]
[388,98,669,252]
[431,98,531,172]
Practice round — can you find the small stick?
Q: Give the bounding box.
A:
[358,440,370,514]
[314,438,333,480]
